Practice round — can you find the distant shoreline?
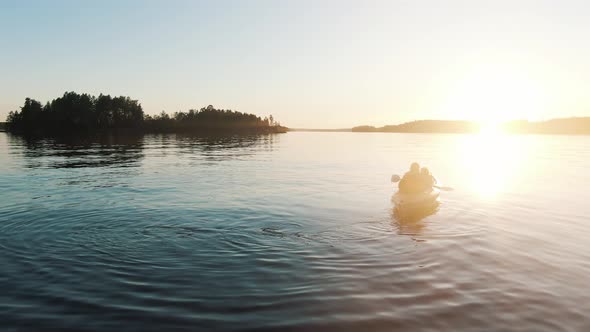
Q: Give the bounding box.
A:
[288,128,351,132]
[350,118,590,135]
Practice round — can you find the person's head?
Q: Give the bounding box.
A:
[410,162,420,172]
[421,167,430,176]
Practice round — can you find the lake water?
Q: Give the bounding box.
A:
[1,131,589,331]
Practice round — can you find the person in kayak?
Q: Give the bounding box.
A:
[399,162,421,193]
[419,167,435,191]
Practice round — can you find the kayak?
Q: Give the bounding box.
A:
[392,178,441,212]
[392,187,440,211]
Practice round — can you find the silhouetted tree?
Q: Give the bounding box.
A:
[6,92,144,134]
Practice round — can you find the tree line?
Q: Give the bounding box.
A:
[5,92,285,135]
[352,118,590,135]
[143,106,282,132]
[352,120,479,133]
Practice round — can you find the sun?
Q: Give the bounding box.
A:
[441,64,546,131]
[440,64,545,196]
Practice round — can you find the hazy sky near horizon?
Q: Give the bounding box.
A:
[2,0,590,128]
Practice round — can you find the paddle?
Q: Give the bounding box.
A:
[433,184,454,191]
[391,174,453,191]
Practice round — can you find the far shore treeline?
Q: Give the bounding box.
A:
[352,118,590,135]
[5,92,287,135]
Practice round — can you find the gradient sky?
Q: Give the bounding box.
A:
[2,0,590,128]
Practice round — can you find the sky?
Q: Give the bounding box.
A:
[1,0,590,128]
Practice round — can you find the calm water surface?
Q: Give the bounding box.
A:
[1,131,589,331]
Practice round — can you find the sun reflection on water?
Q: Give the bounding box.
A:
[456,127,534,198]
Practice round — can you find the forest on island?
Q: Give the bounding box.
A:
[5,92,286,135]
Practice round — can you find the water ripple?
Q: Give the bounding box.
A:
[1,132,590,331]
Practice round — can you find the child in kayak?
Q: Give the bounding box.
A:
[419,167,435,191]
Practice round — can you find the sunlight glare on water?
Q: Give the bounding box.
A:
[454,129,538,198]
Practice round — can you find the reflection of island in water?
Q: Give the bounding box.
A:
[8,132,278,170]
[9,134,146,169]
[146,132,278,163]
[353,117,590,135]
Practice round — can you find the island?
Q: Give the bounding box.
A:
[4,92,287,136]
[352,120,479,134]
[352,118,590,135]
